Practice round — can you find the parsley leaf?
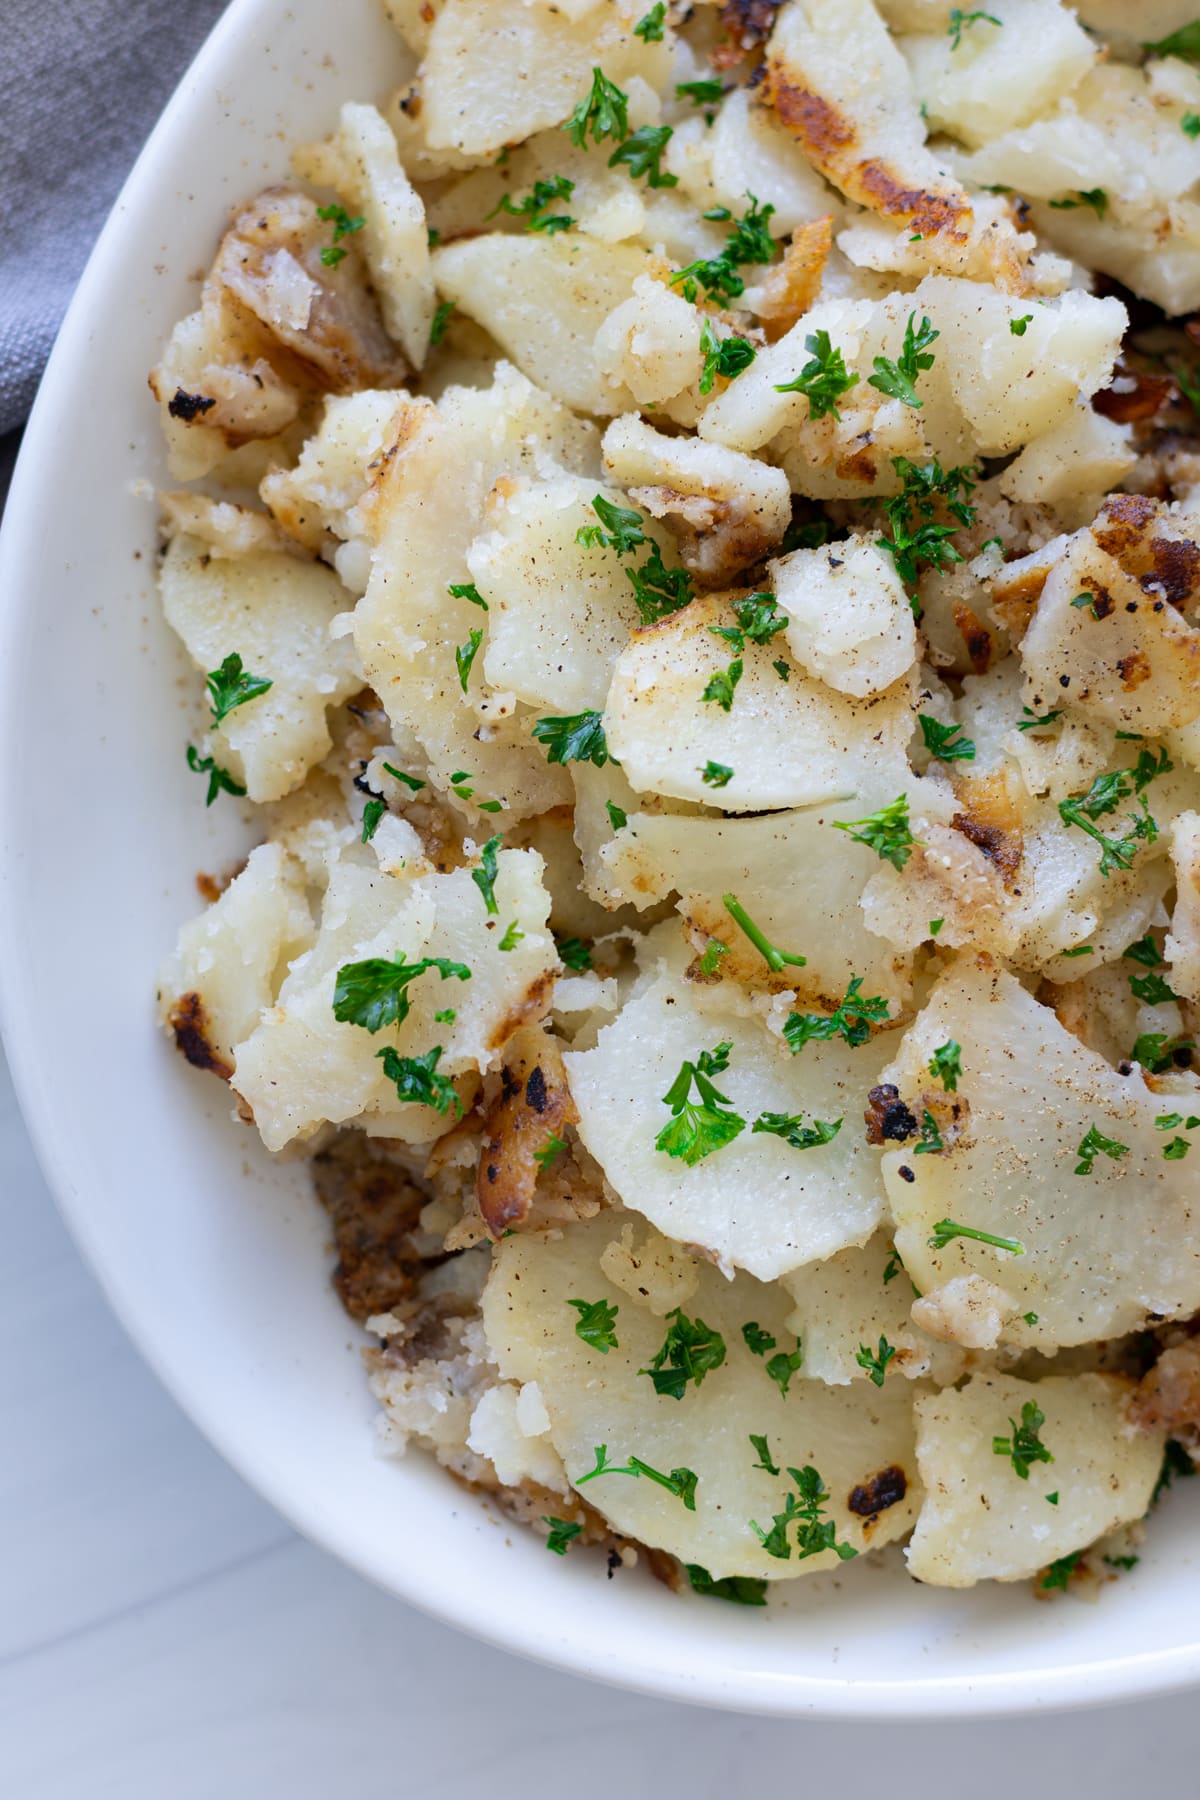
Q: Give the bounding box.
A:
[1040,1550,1082,1592]
[316,202,365,266]
[709,591,789,653]
[722,892,807,973]
[833,793,922,870]
[701,657,743,712]
[1184,111,1200,137]
[1074,1124,1129,1175]
[626,543,694,622]
[429,299,456,345]
[534,1133,566,1173]
[568,1296,619,1354]
[699,317,756,394]
[685,1564,768,1605]
[783,977,891,1052]
[918,714,975,763]
[633,2,666,40]
[205,652,272,725]
[605,799,628,832]
[456,627,483,692]
[376,1044,461,1115]
[948,7,1000,48]
[1146,22,1200,61]
[855,1335,897,1387]
[1018,705,1063,733]
[928,1039,963,1092]
[332,954,470,1034]
[531,710,610,766]
[542,1516,583,1554]
[1131,1031,1195,1073]
[498,919,524,952]
[868,312,939,409]
[927,1218,1025,1255]
[742,1323,776,1356]
[563,68,629,149]
[752,1111,842,1149]
[752,1465,857,1564]
[488,175,576,233]
[576,1444,698,1509]
[749,1433,779,1475]
[471,834,501,915]
[1010,314,1033,336]
[1049,188,1108,218]
[556,935,592,972]
[670,195,776,304]
[575,493,647,555]
[766,1347,804,1399]
[678,79,725,105]
[1125,933,1164,969]
[383,762,426,792]
[609,123,677,188]
[992,1400,1053,1480]
[880,455,977,599]
[656,1041,746,1165]
[1130,969,1179,1004]
[640,1307,727,1400]
[697,938,728,976]
[361,797,386,843]
[913,1109,944,1154]
[774,328,860,420]
[448,580,488,611]
[701,759,734,788]
[186,744,245,806]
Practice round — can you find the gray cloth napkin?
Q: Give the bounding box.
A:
[0,0,228,440]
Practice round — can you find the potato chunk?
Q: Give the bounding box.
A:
[431,235,653,417]
[564,964,895,1280]
[232,848,556,1151]
[158,843,314,1080]
[160,534,363,804]
[770,535,917,697]
[481,1209,921,1577]
[899,0,1095,151]
[1166,811,1200,1005]
[604,591,919,811]
[906,1372,1162,1587]
[782,1233,965,1386]
[881,960,1200,1349]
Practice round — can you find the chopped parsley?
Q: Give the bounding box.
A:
[361,798,386,842]
[448,579,488,610]
[1010,314,1033,336]
[722,892,807,973]
[752,1464,857,1564]
[948,7,1000,49]
[701,759,734,788]
[928,1218,1025,1255]
[1049,188,1108,218]
[563,68,629,150]
[1153,1439,1197,1504]
[1040,1551,1082,1592]
[567,1296,619,1353]
[626,544,694,622]
[855,1335,896,1387]
[1146,23,1200,61]
[1074,1125,1129,1175]
[531,710,610,766]
[186,744,245,806]
[455,627,483,692]
[685,1564,767,1605]
[1059,774,1159,878]
[633,2,666,40]
[576,494,647,555]
[640,1307,727,1399]
[868,312,939,409]
[880,455,978,599]
[882,1246,903,1285]
[205,652,272,725]
[1185,112,1200,138]
[656,1041,746,1165]
[556,935,592,972]
[833,793,922,870]
[488,175,575,234]
[1132,1031,1195,1073]
[332,953,470,1034]
[498,919,524,952]
[752,1111,842,1150]
[699,318,755,394]
[576,1444,698,1510]
[429,299,456,346]
[376,1044,461,1115]
[709,590,789,652]
[1018,705,1063,733]
[698,938,729,976]
[383,761,426,791]
[749,1433,779,1475]
[609,124,677,189]
[701,657,743,712]
[783,977,890,1053]
[605,799,628,832]
[766,1345,804,1399]
[912,1109,944,1155]
[993,1400,1053,1480]
[1124,932,1164,969]
[929,1039,963,1092]
[542,1516,583,1554]
[678,79,725,106]
[471,834,501,915]
[1070,589,1101,618]
[1163,1137,1190,1161]
[434,1007,456,1025]
[534,1132,566,1171]
[1130,969,1179,1005]
[929,918,944,936]
[670,195,776,304]
[316,202,365,267]
[741,1322,776,1357]
[918,714,975,763]
[774,328,860,421]
[1103,1553,1139,1572]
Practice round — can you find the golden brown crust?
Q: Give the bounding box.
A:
[476,1026,579,1238]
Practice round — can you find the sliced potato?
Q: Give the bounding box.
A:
[906,1371,1162,1587]
[481,1208,921,1577]
[770,535,917,698]
[232,847,556,1150]
[564,963,895,1280]
[881,960,1200,1348]
[781,1232,966,1386]
[604,590,919,812]
[899,0,1095,151]
[1166,811,1200,1005]
[160,533,363,804]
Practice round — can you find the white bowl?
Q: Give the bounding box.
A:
[2,0,1199,1719]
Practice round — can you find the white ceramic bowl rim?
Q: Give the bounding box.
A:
[3,0,1200,1721]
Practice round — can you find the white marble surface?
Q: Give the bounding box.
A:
[1,1046,1199,1794]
